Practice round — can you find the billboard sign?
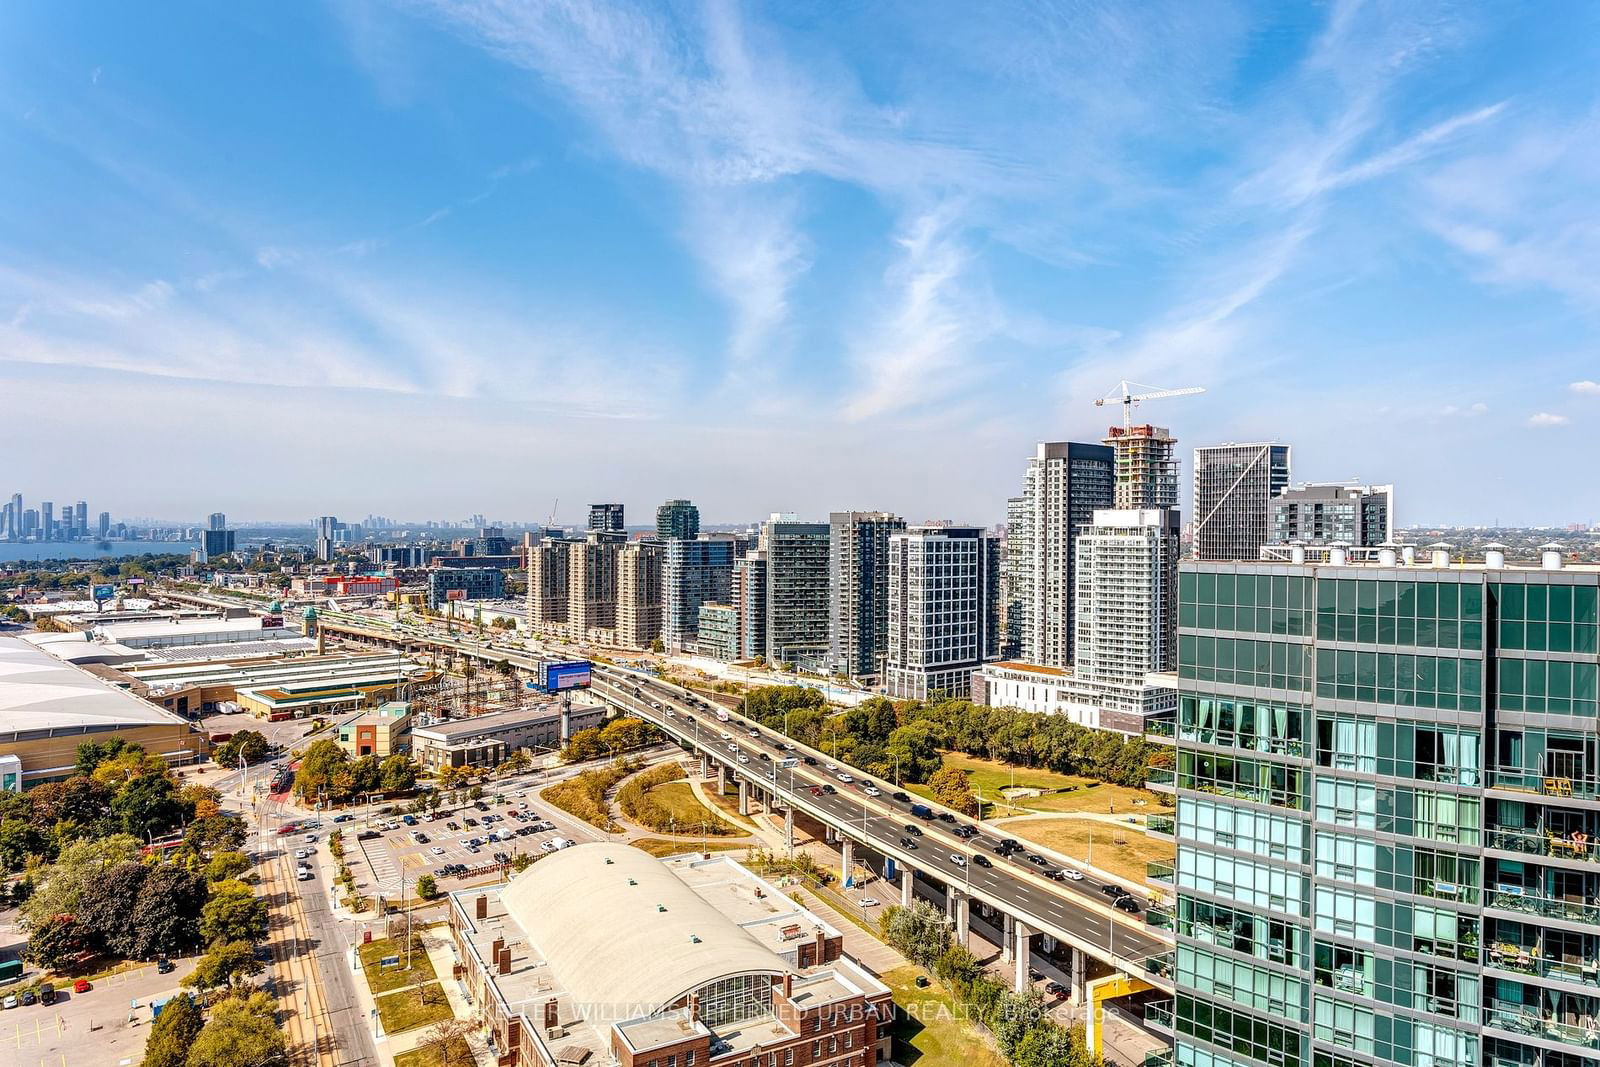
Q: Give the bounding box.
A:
[91,584,115,602]
[260,614,284,628]
[445,588,467,601]
[543,660,592,691]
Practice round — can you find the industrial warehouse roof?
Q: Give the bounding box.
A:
[501,843,793,1018]
[0,635,189,734]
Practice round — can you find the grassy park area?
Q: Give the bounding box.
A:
[909,752,1172,818]
[629,837,748,858]
[375,982,455,1034]
[880,965,1009,1067]
[395,1037,473,1067]
[1006,818,1174,887]
[358,933,439,995]
[645,781,744,833]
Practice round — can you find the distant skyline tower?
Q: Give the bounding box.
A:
[656,499,700,541]
[73,501,87,537]
[1103,424,1179,510]
[1192,442,1291,560]
[97,511,110,538]
[828,511,906,682]
[208,511,227,531]
[587,503,625,535]
[759,516,831,671]
[1006,441,1115,668]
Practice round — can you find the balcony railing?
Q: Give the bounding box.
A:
[1486,943,1600,987]
[1174,727,1307,758]
[1144,951,1174,979]
[1145,905,1174,931]
[1147,766,1175,790]
[1147,815,1175,837]
[1485,998,1600,1050]
[1147,861,1175,886]
[1145,719,1176,740]
[1488,890,1600,926]
[1145,999,1174,1030]
[1142,1050,1174,1067]
[1490,770,1600,802]
[1487,827,1597,864]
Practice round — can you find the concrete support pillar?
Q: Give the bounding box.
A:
[899,866,913,908]
[784,807,795,852]
[1001,912,1015,962]
[699,753,710,779]
[953,890,969,947]
[718,764,728,794]
[1070,949,1087,1005]
[841,838,854,884]
[738,779,750,816]
[1013,921,1031,993]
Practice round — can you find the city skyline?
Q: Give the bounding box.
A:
[2,3,1598,523]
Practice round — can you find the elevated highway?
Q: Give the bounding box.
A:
[592,667,1174,996]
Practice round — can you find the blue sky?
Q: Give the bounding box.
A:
[3,1,1599,527]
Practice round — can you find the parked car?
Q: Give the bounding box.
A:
[73,979,91,993]
[2,995,15,1009]
[38,985,54,1006]
[156,958,174,974]
[20,990,36,1005]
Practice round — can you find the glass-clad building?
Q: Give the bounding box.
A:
[1157,553,1600,1067]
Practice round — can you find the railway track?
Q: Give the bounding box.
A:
[258,807,339,1067]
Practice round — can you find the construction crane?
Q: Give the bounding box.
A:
[1095,380,1206,431]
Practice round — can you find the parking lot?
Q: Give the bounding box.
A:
[335,778,611,899]
[0,957,198,1067]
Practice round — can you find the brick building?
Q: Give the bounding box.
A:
[448,845,893,1067]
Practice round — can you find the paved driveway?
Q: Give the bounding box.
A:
[2,958,197,1067]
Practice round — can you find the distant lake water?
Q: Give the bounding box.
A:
[0,541,188,563]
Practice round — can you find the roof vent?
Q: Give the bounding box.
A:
[1328,541,1350,567]
[1484,543,1508,570]
[1378,542,1399,567]
[604,857,614,865]
[657,904,667,912]
[1289,540,1307,565]
[1399,543,1416,566]
[690,934,702,944]
[1541,543,1565,570]
[1428,542,1454,568]
[628,878,637,886]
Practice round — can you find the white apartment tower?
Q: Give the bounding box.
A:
[1008,442,1116,667]
[884,525,1000,702]
[615,540,663,650]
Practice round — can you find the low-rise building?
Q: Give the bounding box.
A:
[448,845,892,1067]
[337,701,413,757]
[0,636,210,788]
[409,699,604,772]
[428,567,506,609]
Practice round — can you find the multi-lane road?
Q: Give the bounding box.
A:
[593,667,1174,985]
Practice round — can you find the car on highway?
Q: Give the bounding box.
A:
[902,823,923,836]
[809,786,823,796]
[1026,853,1047,867]
[899,836,919,849]
[1101,883,1129,899]
[891,791,910,803]
[836,773,853,783]
[802,756,818,766]
[821,784,836,795]
[824,762,837,772]
[758,752,771,761]
[1115,896,1142,914]
[948,853,967,867]
[862,786,881,797]
[1060,867,1084,880]
[737,754,749,764]
[973,854,993,868]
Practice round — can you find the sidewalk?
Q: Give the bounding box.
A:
[379,929,494,1066]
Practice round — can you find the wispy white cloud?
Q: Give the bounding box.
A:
[1442,402,1489,417]
[1572,380,1600,395]
[1530,412,1570,427]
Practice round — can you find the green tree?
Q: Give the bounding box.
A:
[204,851,251,883]
[22,834,142,929]
[599,716,654,753]
[183,940,264,992]
[113,773,186,837]
[294,739,350,802]
[927,766,978,816]
[200,882,270,945]
[23,914,87,970]
[878,901,951,968]
[561,727,604,762]
[0,818,51,872]
[128,865,208,958]
[414,873,438,900]
[74,738,139,776]
[186,815,248,858]
[76,861,148,956]
[882,721,944,783]
[142,992,203,1067]
[379,754,417,792]
[186,991,288,1067]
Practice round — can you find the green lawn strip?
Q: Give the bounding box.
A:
[647,781,745,834]
[394,1037,473,1067]
[879,965,1008,1067]
[629,838,748,858]
[358,934,439,995]
[375,982,455,1034]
